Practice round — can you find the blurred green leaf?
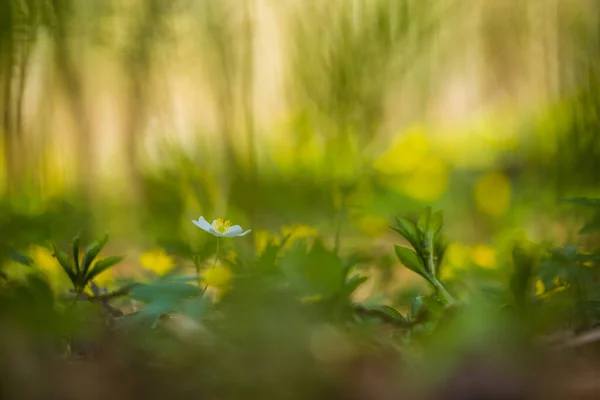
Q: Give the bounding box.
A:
[86,255,125,283]
[9,250,33,267]
[52,243,76,285]
[131,281,202,303]
[81,234,109,276]
[72,234,81,273]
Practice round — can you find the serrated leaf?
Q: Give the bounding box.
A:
[81,234,109,276]
[85,255,125,284]
[395,245,431,283]
[52,244,76,285]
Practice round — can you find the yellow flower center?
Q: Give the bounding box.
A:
[212,218,231,234]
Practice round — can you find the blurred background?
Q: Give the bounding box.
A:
[3,1,600,399]
[1,0,600,304]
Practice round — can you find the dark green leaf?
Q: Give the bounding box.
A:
[81,234,109,275]
[9,250,33,266]
[85,256,125,284]
[72,234,81,273]
[52,244,76,284]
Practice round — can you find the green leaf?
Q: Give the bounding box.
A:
[81,234,109,276]
[85,256,125,284]
[52,244,77,284]
[360,304,409,325]
[72,234,81,273]
[342,274,368,297]
[392,217,420,249]
[181,296,212,319]
[9,250,33,266]
[429,210,444,236]
[417,206,432,234]
[395,245,431,283]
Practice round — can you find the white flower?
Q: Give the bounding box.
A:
[192,216,251,237]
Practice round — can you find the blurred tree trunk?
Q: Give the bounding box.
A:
[242,0,256,246]
[122,0,171,206]
[50,0,94,200]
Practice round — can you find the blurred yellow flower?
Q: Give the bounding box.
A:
[31,245,59,275]
[474,172,511,217]
[355,214,389,237]
[402,155,449,201]
[375,126,431,174]
[440,242,471,281]
[282,224,319,240]
[255,230,281,253]
[139,248,175,276]
[202,266,233,290]
[471,244,497,269]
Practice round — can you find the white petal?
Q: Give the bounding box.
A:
[238,229,251,236]
[193,216,212,231]
[223,225,243,237]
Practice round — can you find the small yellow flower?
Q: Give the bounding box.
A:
[471,244,497,269]
[355,215,389,237]
[140,248,175,276]
[202,266,233,290]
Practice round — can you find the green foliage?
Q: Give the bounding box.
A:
[51,234,124,293]
[392,207,454,304]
